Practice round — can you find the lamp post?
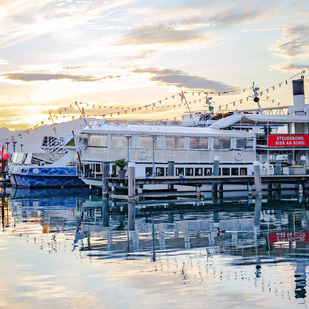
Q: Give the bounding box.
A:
[151,136,156,178]
[4,142,9,154]
[125,136,132,162]
[20,144,24,152]
[12,141,17,153]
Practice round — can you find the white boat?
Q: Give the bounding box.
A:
[9,135,86,188]
[78,120,256,188]
[77,78,309,193]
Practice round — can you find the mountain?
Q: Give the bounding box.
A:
[0,118,95,153]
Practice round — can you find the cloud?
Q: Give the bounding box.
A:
[270,62,309,72]
[118,23,214,46]
[132,68,235,91]
[271,25,309,59]
[1,72,120,82]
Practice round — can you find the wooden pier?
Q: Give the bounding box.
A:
[100,173,309,201]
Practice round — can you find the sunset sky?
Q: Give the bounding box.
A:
[0,0,309,130]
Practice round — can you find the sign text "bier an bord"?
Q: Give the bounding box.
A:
[268,135,309,147]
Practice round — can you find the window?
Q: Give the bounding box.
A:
[204,167,212,176]
[156,167,165,176]
[240,168,247,175]
[89,135,107,147]
[236,138,254,149]
[165,137,185,149]
[185,168,193,176]
[111,136,131,148]
[222,168,229,175]
[195,167,203,176]
[139,136,158,148]
[231,168,238,175]
[176,167,184,176]
[190,137,209,149]
[146,167,153,176]
[213,137,231,149]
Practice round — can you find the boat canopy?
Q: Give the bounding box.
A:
[210,113,309,129]
[80,122,254,138]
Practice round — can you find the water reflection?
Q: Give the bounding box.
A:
[2,188,309,307]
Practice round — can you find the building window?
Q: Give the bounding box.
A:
[176,167,184,176]
[190,137,209,149]
[236,138,254,149]
[195,167,203,176]
[89,135,107,147]
[231,168,238,175]
[213,137,231,149]
[204,167,212,176]
[139,136,158,148]
[240,168,247,175]
[185,168,193,176]
[165,137,185,149]
[145,167,153,176]
[222,168,229,175]
[156,167,165,176]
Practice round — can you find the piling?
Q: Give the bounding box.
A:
[212,156,219,197]
[128,162,136,200]
[167,161,175,190]
[102,162,109,197]
[253,161,262,197]
[275,155,282,175]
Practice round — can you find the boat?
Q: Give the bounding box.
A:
[76,78,309,193]
[8,135,86,188]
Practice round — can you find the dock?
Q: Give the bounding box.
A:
[99,173,309,201]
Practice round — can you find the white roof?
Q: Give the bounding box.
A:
[80,122,253,138]
[210,113,309,129]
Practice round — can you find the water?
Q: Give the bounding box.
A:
[1,187,309,308]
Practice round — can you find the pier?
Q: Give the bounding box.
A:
[98,173,308,201]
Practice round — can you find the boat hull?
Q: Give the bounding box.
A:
[9,166,86,188]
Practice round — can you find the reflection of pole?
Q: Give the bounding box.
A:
[151,136,156,178]
[152,216,156,261]
[128,202,135,231]
[102,199,110,227]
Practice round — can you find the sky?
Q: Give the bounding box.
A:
[0,0,309,131]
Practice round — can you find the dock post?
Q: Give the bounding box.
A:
[167,161,175,190]
[275,155,282,175]
[128,162,136,201]
[253,161,262,197]
[102,162,109,197]
[212,156,219,198]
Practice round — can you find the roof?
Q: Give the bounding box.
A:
[210,113,309,129]
[80,122,254,138]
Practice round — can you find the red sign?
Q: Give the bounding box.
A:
[268,134,309,147]
[268,232,309,244]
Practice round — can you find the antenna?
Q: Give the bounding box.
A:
[75,101,88,126]
[49,112,58,135]
[181,91,196,125]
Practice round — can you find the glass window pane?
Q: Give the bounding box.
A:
[89,135,107,147]
[111,136,126,148]
[140,136,158,148]
[213,137,231,149]
[190,137,209,149]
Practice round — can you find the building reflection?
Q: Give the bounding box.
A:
[4,188,309,300]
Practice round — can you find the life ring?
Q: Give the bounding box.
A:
[235,152,243,161]
[139,150,147,160]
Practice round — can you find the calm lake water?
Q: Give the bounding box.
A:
[1,187,309,308]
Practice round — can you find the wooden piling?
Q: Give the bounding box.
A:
[102,162,109,197]
[253,162,262,197]
[128,163,136,201]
